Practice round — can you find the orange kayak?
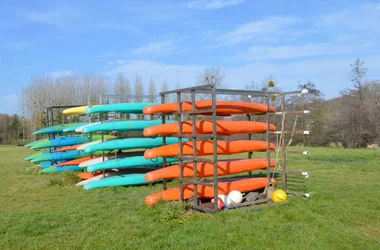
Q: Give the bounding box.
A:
[54,144,81,152]
[145,177,276,205]
[143,100,275,116]
[144,140,275,159]
[143,120,276,136]
[77,171,104,180]
[54,156,101,167]
[145,159,276,182]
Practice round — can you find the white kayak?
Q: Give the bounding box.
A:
[79,156,109,168]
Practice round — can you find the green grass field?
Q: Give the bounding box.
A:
[0,146,379,249]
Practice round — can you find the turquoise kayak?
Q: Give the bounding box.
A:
[25,151,50,161]
[40,165,82,173]
[40,161,53,169]
[83,173,157,190]
[85,103,155,114]
[81,120,176,133]
[25,138,47,148]
[31,150,101,163]
[25,136,75,149]
[40,161,65,169]
[62,123,92,133]
[87,156,178,172]
[31,135,114,150]
[33,123,89,135]
[83,137,187,153]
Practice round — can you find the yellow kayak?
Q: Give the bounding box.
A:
[63,105,98,115]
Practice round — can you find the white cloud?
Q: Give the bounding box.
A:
[318,2,380,32]
[188,0,246,10]
[221,16,298,45]
[248,43,372,60]
[97,23,140,34]
[106,60,204,87]
[46,70,76,78]
[15,6,79,27]
[108,61,114,65]
[131,40,177,56]
[116,60,125,65]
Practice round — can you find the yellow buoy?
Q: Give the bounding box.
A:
[271,189,288,203]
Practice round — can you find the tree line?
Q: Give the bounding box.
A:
[1,59,379,148]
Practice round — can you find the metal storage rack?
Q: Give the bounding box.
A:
[157,84,310,213]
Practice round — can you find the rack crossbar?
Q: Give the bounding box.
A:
[176,156,214,163]
[181,179,214,187]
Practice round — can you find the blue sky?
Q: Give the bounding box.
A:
[1,0,380,114]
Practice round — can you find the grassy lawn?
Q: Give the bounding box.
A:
[0,145,379,249]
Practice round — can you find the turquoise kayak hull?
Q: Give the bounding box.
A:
[25,151,50,161]
[62,123,92,133]
[83,137,187,153]
[83,173,156,190]
[30,135,110,150]
[82,120,176,133]
[31,136,91,149]
[40,161,65,169]
[31,150,100,163]
[85,103,155,114]
[25,138,47,148]
[40,165,82,173]
[40,161,53,169]
[87,156,178,172]
[33,123,89,135]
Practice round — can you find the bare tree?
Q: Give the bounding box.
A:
[336,58,372,148]
[134,73,144,102]
[114,72,131,103]
[160,80,169,103]
[348,58,367,107]
[197,67,225,88]
[148,78,156,103]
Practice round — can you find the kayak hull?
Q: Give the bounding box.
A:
[63,106,97,115]
[55,156,100,167]
[31,135,114,150]
[144,140,275,159]
[84,137,186,153]
[83,174,156,190]
[79,157,109,167]
[31,150,101,163]
[40,165,82,173]
[85,103,155,114]
[144,120,276,136]
[143,101,275,116]
[82,120,176,133]
[87,156,178,172]
[33,123,89,135]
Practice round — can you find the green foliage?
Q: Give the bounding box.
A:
[62,172,81,186]
[0,114,26,145]
[47,177,64,187]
